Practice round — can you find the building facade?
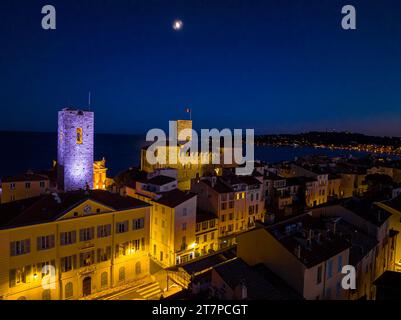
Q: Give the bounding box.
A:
[0,190,151,300]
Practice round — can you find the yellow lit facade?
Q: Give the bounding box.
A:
[1,174,50,204]
[125,187,197,267]
[0,192,151,300]
[93,158,108,190]
[195,212,219,257]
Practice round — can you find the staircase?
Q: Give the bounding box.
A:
[136,281,163,300]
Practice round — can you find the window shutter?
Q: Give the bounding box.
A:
[72,231,76,244]
[37,237,41,251]
[25,239,30,253]
[10,242,15,257]
[80,229,84,242]
[73,255,77,269]
[97,226,101,238]
[9,269,16,288]
[25,265,32,283]
[60,233,65,246]
[50,235,55,248]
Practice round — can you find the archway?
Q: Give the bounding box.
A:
[82,277,92,296]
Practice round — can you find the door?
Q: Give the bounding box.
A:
[82,276,92,296]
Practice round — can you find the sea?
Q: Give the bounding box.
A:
[0,132,385,178]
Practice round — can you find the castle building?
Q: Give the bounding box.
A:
[57,109,94,192]
[140,119,235,191]
[0,190,152,300]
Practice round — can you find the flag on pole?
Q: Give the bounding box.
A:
[185,107,192,120]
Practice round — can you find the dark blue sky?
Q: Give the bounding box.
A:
[1,0,401,136]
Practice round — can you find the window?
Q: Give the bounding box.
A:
[76,127,83,144]
[9,266,31,288]
[101,272,108,288]
[97,224,111,238]
[250,193,254,201]
[338,255,343,273]
[79,251,95,267]
[229,213,234,221]
[161,220,165,228]
[181,236,187,249]
[10,183,16,190]
[160,251,163,261]
[183,208,187,216]
[210,220,215,228]
[25,182,31,189]
[61,255,76,273]
[65,282,73,299]
[40,181,46,188]
[182,223,187,231]
[132,239,141,251]
[10,239,30,256]
[211,232,215,240]
[327,259,333,279]
[196,236,200,244]
[42,289,51,300]
[133,218,145,230]
[135,262,141,275]
[228,224,234,232]
[202,221,208,230]
[37,235,55,251]
[97,246,111,262]
[221,203,227,210]
[119,267,125,282]
[221,214,226,222]
[203,234,207,242]
[80,227,95,242]
[256,193,259,201]
[196,223,201,232]
[116,221,129,234]
[60,231,76,245]
[317,265,322,284]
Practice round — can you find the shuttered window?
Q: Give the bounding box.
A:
[79,227,95,242]
[97,224,111,238]
[37,235,55,251]
[60,231,76,245]
[10,239,30,256]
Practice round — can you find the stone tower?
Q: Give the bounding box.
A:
[57,108,94,192]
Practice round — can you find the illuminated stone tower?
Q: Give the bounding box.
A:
[57,108,94,191]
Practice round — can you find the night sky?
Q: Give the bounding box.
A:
[1,0,401,136]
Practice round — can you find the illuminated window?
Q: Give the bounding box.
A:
[65,282,73,299]
[119,267,125,282]
[76,127,83,144]
[101,272,108,288]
